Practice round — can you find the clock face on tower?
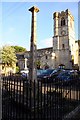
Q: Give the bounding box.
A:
[61,30,66,36]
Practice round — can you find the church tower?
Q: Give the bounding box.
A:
[53,9,75,69]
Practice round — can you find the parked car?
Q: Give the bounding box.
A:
[55,70,80,85]
[37,69,63,83]
[37,69,45,76]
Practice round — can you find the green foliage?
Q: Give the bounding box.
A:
[1,45,17,67]
[11,46,26,53]
[36,60,41,69]
[16,66,20,73]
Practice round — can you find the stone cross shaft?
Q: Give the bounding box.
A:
[29,6,39,82]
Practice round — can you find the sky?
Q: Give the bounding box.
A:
[1,1,79,50]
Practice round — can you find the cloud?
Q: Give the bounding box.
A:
[0,40,16,48]
[2,26,15,39]
[38,37,52,49]
[9,27,15,32]
[1,26,16,47]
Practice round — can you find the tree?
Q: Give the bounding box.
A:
[11,45,26,53]
[36,60,41,69]
[1,45,17,74]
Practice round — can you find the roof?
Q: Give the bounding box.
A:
[18,47,53,54]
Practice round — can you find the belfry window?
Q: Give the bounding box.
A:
[61,18,65,26]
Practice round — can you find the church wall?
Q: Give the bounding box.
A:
[54,50,72,69]
[59,36,69,49]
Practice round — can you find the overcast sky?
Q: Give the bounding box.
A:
[1,1,79,50]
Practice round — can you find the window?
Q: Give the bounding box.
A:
[46,55,48,59]
[61,18,65,26]
[62,44,65,49]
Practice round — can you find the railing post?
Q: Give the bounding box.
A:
[0,75,2,120]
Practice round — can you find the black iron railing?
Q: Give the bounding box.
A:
[2,74,80,120]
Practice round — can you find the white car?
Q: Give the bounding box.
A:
[20,69,29,78]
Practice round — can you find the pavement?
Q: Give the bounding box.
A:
[63,104,80,120]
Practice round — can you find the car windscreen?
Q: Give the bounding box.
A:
[37,70,45,75]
